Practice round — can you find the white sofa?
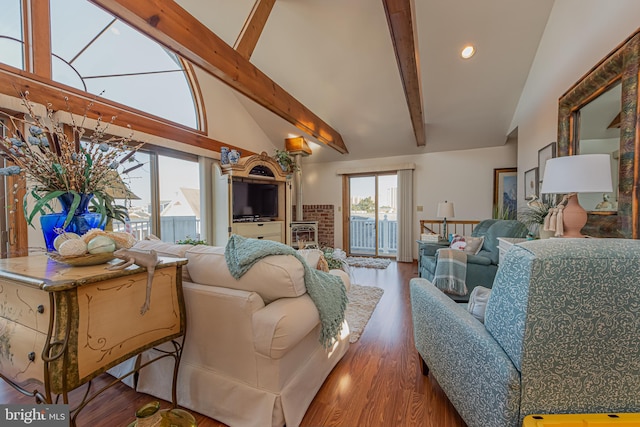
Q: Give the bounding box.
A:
[111,240,350,427]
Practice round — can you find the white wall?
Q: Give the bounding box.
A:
[193,67,277,159]
[303,142,516,258]
[512,0,640,206]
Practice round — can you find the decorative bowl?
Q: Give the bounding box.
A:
[46,251,116,266]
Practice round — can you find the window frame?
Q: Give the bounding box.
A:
[0,0,217,254]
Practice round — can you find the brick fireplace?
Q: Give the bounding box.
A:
[293,204,335,248]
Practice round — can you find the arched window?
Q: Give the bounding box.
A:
[50,0,199,129]
[0,0,207,253]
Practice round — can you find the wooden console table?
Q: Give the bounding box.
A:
[0,254,188,425]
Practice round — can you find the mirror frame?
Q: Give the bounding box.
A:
[558,28,640,238]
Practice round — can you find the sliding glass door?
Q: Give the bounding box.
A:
[347,174,397,257]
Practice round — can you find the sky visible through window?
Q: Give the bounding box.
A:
[0,0,204,241]
[0,0,24,69]
[49,0,198,129]
[0,0,198,128]
[350,175,397,209]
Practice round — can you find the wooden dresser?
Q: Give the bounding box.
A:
[0,254,188,422]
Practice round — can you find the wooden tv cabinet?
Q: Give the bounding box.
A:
[232,220,284,243]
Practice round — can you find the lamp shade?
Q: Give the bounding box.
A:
[540,154,613,194]
[437,201,454,218]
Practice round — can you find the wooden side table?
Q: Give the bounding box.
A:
[0,254,188,426]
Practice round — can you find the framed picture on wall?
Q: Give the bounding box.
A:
[524,167,539,199]
[537,142,557,186]
[493,167,517,219]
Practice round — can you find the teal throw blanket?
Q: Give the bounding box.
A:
[225,234,348,348]
[433,248,468,296]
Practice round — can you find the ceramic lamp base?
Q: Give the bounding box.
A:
[562,194,588,238]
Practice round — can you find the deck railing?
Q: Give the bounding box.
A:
[113,217,201,242]
[350,215,397,255]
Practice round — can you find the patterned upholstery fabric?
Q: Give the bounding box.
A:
[410,279,521,426]
[411,238,640,427]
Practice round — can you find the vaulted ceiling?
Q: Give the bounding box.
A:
[94,0,556,164]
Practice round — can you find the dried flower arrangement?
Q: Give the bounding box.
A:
[0,92,143,228]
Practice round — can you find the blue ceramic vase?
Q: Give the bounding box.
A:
[228,149,241,164]
[40,193,105,252]
[220,147,230,165]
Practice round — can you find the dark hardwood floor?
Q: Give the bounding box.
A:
[0,261,467,426]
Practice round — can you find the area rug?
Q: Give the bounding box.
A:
[345,284,384,343]
[346,256,391,269]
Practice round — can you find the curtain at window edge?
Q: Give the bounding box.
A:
[397,169,413,262]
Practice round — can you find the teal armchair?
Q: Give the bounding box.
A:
[411,239,640,427]
[418,219,528,301]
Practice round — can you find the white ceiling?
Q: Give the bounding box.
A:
[176,0,555,163]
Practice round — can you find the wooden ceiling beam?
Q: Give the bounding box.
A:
[234,0,275,60]
[0,64,251,156]
[382,0,426,147]
[89,0,348,154]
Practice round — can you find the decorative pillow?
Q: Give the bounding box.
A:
[463,235,485,255]
[317,253,330,272]
[297,249,323,269]
[467,286,492,323]
[449,234,466,250]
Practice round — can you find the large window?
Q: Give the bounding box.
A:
[158,156,201,243]
[348,174,398,257]
[50,0,198,129]
[0,0,208,254]
[112,152,201,244]
[114,151,152,239]
[0,0,24,70]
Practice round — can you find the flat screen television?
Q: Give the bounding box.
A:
[232,181,278,219]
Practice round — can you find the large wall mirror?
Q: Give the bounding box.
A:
[558,28,640,238]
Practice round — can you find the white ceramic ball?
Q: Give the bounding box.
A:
[87,235,116,254]
[58,238,88,257]
[53,232,80,251]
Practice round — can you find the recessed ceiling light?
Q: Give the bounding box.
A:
[461,45,475,59]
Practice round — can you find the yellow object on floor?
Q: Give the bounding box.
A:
[523,413,640,426]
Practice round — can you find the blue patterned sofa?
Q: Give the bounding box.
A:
[410,239,640,427]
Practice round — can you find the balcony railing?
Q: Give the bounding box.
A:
[350,215,397,255]
[113,216,201,243]
[117,215,398,255]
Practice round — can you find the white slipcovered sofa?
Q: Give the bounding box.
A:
[111,240,350,427]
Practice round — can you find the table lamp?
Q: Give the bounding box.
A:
[437,201,455,239]
[540,154,613,237]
